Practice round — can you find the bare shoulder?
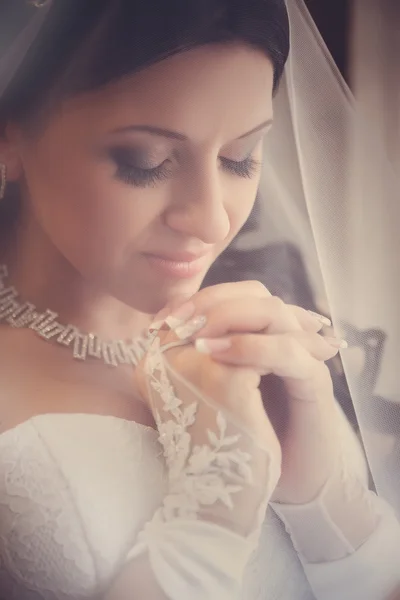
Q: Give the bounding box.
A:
[0,328,156,434]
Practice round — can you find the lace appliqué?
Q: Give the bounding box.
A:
[0,425,96,600]
[144,337,254,523]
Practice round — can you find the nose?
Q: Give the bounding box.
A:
[164,166,230,244]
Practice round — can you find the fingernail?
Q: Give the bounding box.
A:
[308,310,332,327]
[164,302,196,329]
[175,315,207,340]
[324,336,348,349]
[148,319,165,332]
[195,338,232,354]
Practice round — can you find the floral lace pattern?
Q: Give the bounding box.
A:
[0,407,397,599]
[0,423,98,600]
[124,334,282,599]
[145,337,256,523]
[0,332,394,599]
[0,415,166,600]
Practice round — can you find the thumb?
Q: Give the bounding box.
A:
[149,293,194,332]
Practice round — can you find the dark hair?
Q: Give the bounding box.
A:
[1,0,289,121]
[0,0,289,223]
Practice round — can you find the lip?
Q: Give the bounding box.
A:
[143,251,210,279]
[145,250,210,262]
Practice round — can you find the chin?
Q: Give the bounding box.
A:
[151,280,204,313]
[117,276,206,315]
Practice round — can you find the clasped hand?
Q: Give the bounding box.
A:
[142,281,349,505]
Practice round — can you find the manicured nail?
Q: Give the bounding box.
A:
[149,306,173,331]
[148,319,165,332]
[195,337,232,354]
[175,315,207,340]
[308,310,332,327]
[164,302,196,329]
[324,336,348,349]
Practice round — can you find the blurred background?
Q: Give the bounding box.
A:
[305,0,350,82]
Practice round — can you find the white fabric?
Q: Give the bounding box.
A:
[0,334,399,600]
[0,412,399,600]
[301,0,399,506]
[236,0,400,520]
[1,0,400,598]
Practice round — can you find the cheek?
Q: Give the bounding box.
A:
[225,177,261,241]
[225,146,264,240]
[20,135,163,274]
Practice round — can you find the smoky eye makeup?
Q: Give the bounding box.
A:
[107,145,173,188]
[107,144,262,188]
[108,146,166,170]
[104,131,265,189]
[219,155,261,179]
[218,136,264,178]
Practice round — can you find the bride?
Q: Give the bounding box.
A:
[0,0,399,599]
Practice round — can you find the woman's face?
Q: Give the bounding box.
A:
[9,43,274,313]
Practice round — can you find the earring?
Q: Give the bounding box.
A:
[0,164,7,200]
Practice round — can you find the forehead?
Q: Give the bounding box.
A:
[64,43,274,144]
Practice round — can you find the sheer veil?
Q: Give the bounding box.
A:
[1,0,399,521]
[259,0,400,515]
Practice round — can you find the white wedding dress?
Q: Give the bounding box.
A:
[0,338,399,600]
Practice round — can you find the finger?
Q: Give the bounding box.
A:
[149,295,195,331]
[191,280,272,312]
[193,286,329,332]
[287,305,327,333]
[159,298,328,342]
[149,281,270,331]
[187,295,303,340]
[194,332,341,377]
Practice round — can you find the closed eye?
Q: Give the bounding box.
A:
[110,147,261,188]
[115,161,172,188]
[219,156,261,179]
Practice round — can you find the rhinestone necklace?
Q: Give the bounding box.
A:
[0,264,152,368]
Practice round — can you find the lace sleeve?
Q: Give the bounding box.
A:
[106,336,281,600]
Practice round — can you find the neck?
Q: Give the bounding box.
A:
[2,212,151,341]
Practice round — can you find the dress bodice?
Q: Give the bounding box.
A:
[0,413,313,600]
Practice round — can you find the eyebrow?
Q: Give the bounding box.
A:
[111,119,273,142]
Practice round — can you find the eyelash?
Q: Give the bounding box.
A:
[220,156,261,179]
[114,155,261,188]
[116,162,172,188]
